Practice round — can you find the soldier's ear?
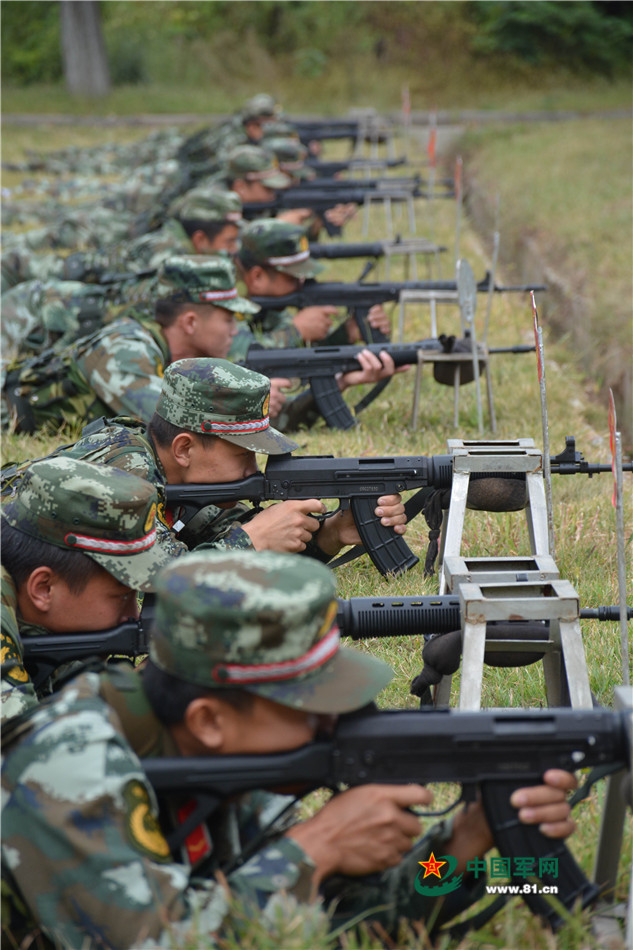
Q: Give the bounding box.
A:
[175,307,199,336]
[190,230,214,253]
[182,696,228,752]
[244,264,268,293]
[24,566,55,613]
[170,432,197,469]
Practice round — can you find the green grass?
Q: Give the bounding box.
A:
[1,114,631,949]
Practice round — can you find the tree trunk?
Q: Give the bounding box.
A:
[60,1,110,97]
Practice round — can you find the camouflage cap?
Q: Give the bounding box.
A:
[225,145,290,190]
[261,120,300,140]
[1,458,171,592]
[155,357,298,454]
[150,549,393,713]
[241,93,281,122]
[263,136,314,181]
[168,186,243,224]
[238,218,324,279]
[154,255,259,315]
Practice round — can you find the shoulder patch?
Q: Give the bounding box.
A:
[1,630,29,684]
[123,779,171,861]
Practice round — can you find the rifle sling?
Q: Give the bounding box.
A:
[353,376,392,416]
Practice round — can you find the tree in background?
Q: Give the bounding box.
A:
[60,0,110,96]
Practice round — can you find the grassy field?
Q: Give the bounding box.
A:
[1,114,631,949]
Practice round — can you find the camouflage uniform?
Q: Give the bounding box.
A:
[0,457,171,724]
[178,93,281,169]
[1,278,112,362]
[2,549,480,948]
[231,217,323,361]
[201,142,291,194]
[3,358,300,559]
[233,219,350,431]
[105,187,244,276]
[2,256,257,433]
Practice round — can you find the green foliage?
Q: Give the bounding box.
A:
[469,1,633,77]
[0,0,62,84]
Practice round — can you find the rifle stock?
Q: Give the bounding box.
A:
[143,703,632,931]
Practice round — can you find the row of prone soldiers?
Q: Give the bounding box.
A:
[1,96,581,949]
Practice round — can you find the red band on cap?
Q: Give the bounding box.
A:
[211,626,340,684]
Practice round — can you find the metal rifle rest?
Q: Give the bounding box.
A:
[434,438,593,709]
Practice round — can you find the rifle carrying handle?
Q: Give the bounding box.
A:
[350,496,419,577]
[481,778,601,930]
[309,377,357,430]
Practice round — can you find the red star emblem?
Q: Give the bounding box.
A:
[418,851,446,879]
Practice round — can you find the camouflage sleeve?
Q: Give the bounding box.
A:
[1,606,38,726]
[179,503,256,552]
[76,331,165,424]
[1,680,229,949]
[227,314,303,364]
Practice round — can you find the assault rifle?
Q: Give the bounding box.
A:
[242,339,536,430]
[21,596,631,692]
[242,183,454,238]
[291,117,391,148]
[250,274,547,344]
[305,156,409,177]
[164,440,632,577]
[143,701,632,931]
[309,237,448,260]
[290,173,449,193]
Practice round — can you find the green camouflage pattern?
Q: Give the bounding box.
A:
[260,120,300,141]
[153,255,258,314]
[241,93,280,122]
[49,416,254,558]
[1,248,68,292]
[150,549,393,712]
[168,186,243,223]
[2,256,255,433]
[156,357,297,453]
[1,278,112,361]
[0,654,479,948]
[2,456,171,591]
[3,312,169,432]
[223,145,290,189]
[227,306,304,361]
[1,206,133,254]
[1,565,39,724]
[88,217,197,277]
[0,665,324,948]
[263,136,315,181]
[238,217,324,278]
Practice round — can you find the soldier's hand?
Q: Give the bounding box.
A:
[447,769,579,874]
[324,203,358,228]
[293,306,338,343]
[287,784,429,883]
[345,304,391,343]
[316,493,406,554]
[243,499,325,552]
[338,349,410,391]
[511,769,578,839]
[269,378,291,416]
[277,208,314,225]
